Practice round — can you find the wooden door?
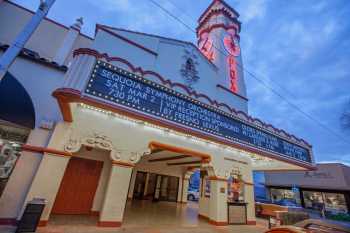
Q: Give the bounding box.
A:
[52,157,103,215]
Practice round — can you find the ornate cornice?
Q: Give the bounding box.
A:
[198,0,240,23]
[197,24,240,41]
[197,9,241,33]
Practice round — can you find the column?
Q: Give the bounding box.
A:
[0,128,51,222]
[53,18,83,65]
[98,162,133,227]
[127,169,136,199]
[181,178,189,203]
[243,171,256,225]
[22,153,71,226]
[198,176,210,220]
[208,178,228,226]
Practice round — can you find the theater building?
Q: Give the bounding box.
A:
[0,0,315,227]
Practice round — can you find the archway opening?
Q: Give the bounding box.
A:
[123,142,211,227]
[0,72,35,129]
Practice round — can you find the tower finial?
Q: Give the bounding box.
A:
[71,17,83,31]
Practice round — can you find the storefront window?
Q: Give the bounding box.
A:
[302,191,348,214]
[0,122,29,197]
[0,140,22,196]
[324,193,348,214]
[303,191,324,210]
[270,188,300,206]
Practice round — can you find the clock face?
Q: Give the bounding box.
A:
[223,35,240,57]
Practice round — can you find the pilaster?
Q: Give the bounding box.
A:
[98,162,133,227]
[208,177,228,226]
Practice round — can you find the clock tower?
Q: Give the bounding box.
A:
[198,0,247,100]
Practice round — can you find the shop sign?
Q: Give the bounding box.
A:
[85,61,312,164]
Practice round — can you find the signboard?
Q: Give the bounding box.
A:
[85,61,312,164]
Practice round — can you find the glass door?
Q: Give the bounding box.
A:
[133,171,147,199]
[167,176,179,202]
[153,175,179,202]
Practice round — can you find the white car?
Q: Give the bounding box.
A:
[187,189,199,201]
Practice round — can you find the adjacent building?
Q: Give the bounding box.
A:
[265,163,350,214]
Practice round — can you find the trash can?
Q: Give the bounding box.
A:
[227,202,248,225]
[16,198,46,233]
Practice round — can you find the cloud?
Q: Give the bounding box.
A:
[239,0,267,23]
[87,0,130,12]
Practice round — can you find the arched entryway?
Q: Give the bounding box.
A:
[124,141,212,227]
[0,72,35,129]
[0,72,33,197]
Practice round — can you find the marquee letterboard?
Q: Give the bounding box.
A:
[85,61,312,164]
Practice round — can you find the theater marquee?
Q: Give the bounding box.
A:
[85,61,312,164]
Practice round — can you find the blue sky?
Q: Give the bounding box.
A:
[13,0,350,165]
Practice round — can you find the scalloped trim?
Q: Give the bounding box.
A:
[197,8,241,33]
[72,48,312,148]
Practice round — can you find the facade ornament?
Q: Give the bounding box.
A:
[129,148,151,164]
[64,138,81,153]
[71,17,83,31]
[63,132,121,160]
[180,47,200,89]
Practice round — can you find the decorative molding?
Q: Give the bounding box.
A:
[97,221,122,227]
[243,181,254,186]
[94,24,217,69]
[198,0,240,23]
[111,160,135,168]
[197,24,239,42]
[247,220,257,225]
[72,48,312,149]
[22,144,72,157]
[208,219,228,226]
[149,141,211,162]
[198,9,241,33]
[90,210,100,216]
[198,214,209,220]
[217,84,248,101]
[208,176,228,181]
[38,220,48,227]
[96,25,158,56]
[0,218,17,226]
[0,43,67,72]
[64,132,121,161]
[180,47,200,89]
[224,157,248,165]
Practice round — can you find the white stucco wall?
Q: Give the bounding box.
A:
[3,54,64,128]
[92,28,248,114]
[0,1,92,65]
